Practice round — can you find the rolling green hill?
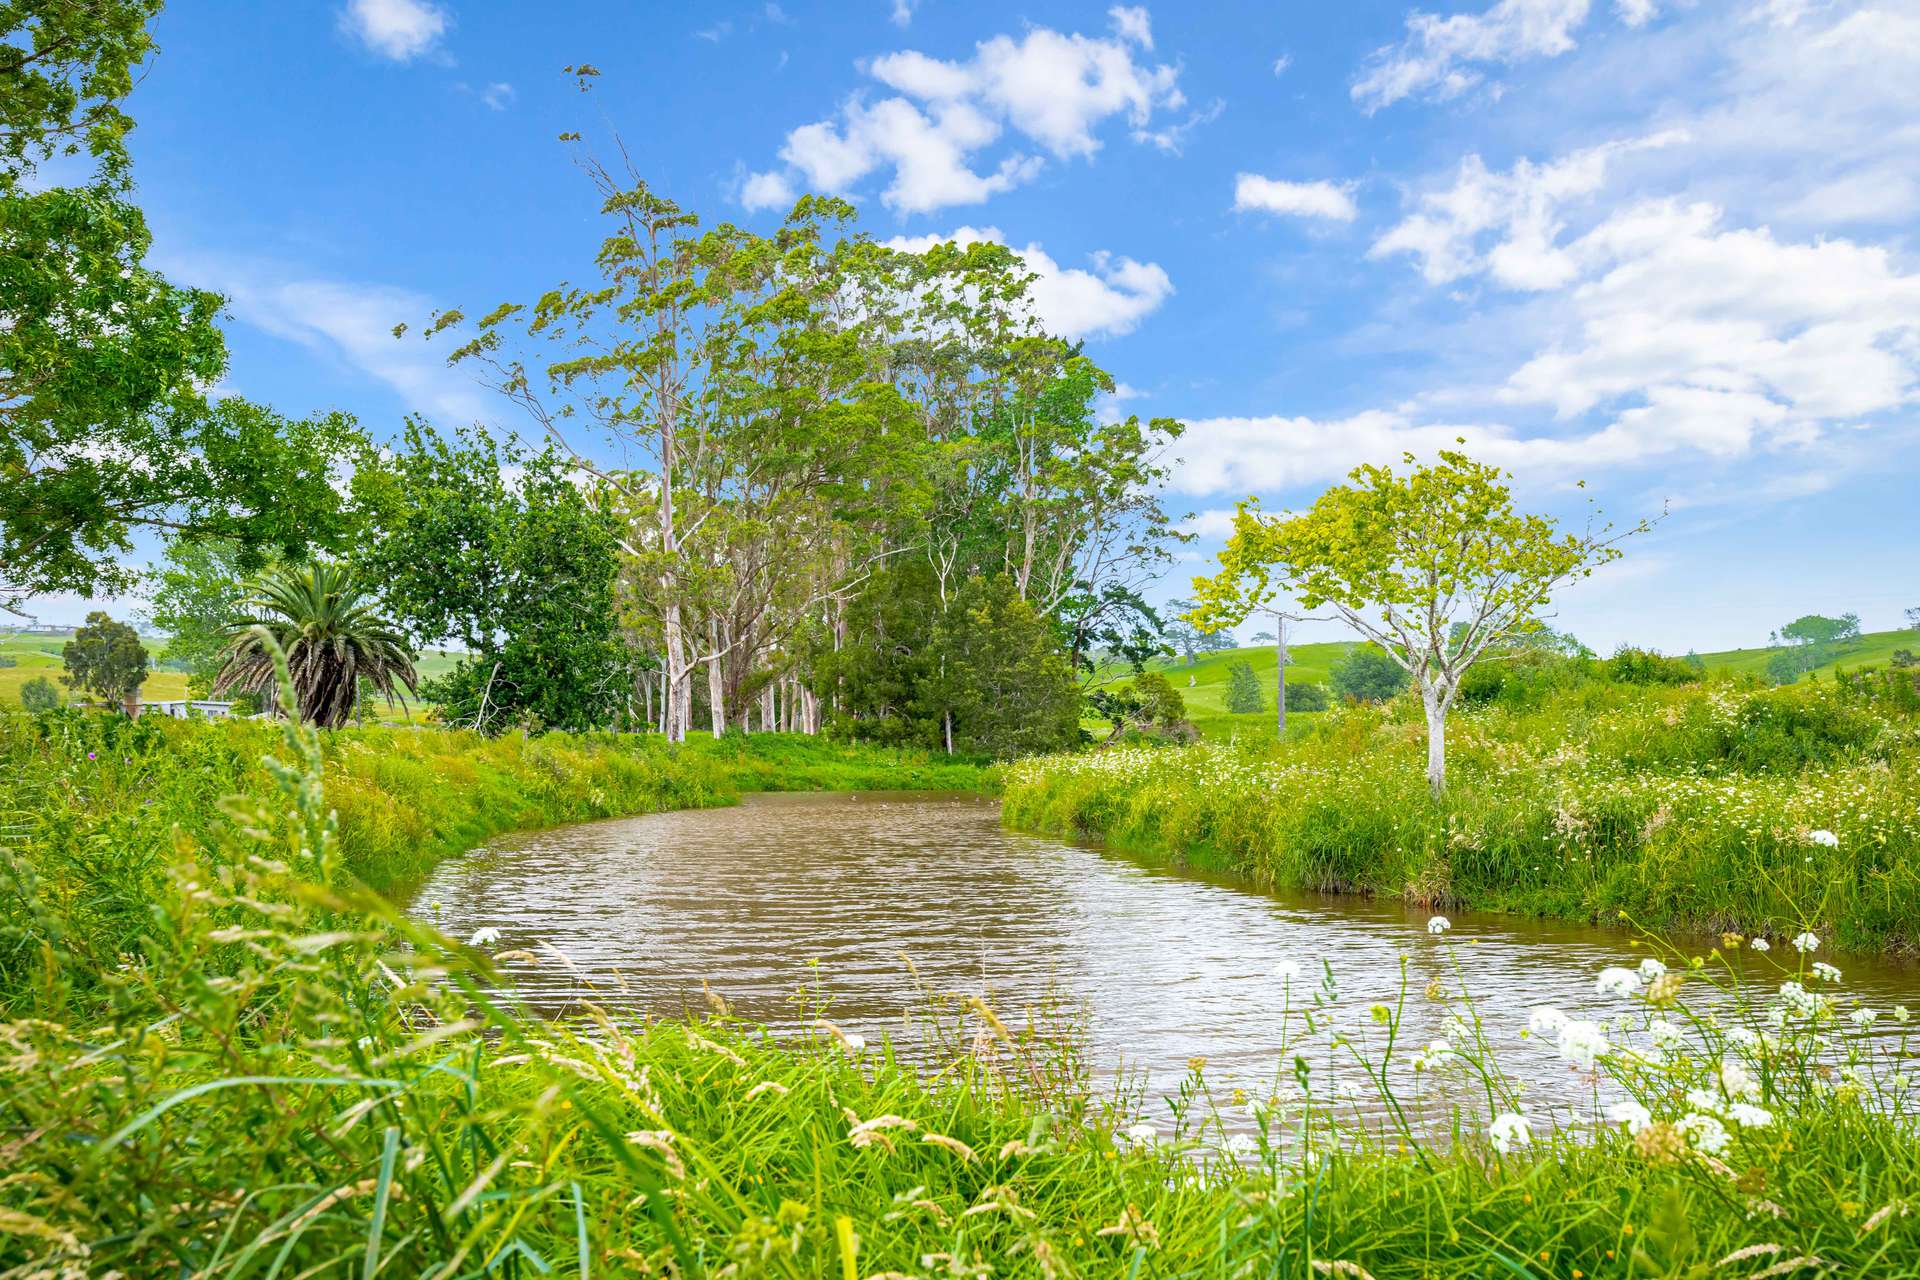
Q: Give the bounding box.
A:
[1693,628,1915,681]
[1132,625,1919,745]
[1,630,468,712]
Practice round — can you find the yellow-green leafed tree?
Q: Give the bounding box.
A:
[1191,448,1645,795]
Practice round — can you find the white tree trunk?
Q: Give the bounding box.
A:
[1423,685,1449,797]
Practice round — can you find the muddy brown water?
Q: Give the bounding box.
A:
[410,791,1920,1113]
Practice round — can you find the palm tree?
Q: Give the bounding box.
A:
[214,562,419,728]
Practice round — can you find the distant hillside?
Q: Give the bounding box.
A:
[1693,628,1915,681]
[1,631,468,711]
[1135,626,1919,745]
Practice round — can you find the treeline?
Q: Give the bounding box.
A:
[145,181,1184,756]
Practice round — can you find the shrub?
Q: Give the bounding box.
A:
[1329,645,1409,702]
[1284,680,1330,712]
[1604,645,1701,686]
[19,676,61,711]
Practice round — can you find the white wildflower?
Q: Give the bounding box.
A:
[1124,1122,1158,1143]
[1596,966,1641,999]
[1427,915,1452,935]
[1791,932,1820,954]
[1895,1006,1912,1023]
[842,1033,867,1054]
[1720,1062,1759,1100]
[1807,829,1839,847]
[1605,1099,1652,1133]
[1224,1132,1258,1156]
[1487,1112,1532,1154]
[467,926,502,947]
[1649,1019,1685,1051]
[1557,1019,1610,1070]
[1528,1007,1570,1037]
[1678,1112,1730,1154]
[1637,958,1668,982]
[1274,959,1304,986]
[1811,961,1841,983]
[1749,938,1771,953]
[1728,1103,1773,1129]
[1851,1008,1878,1027]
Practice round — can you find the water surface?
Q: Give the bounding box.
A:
[412,791,1920,1110]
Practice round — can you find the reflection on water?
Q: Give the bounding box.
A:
[410,791,1920,1108]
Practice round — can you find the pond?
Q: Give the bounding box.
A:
[410,790,1920,1114]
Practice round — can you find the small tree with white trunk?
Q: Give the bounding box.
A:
[1190,448,1644,796]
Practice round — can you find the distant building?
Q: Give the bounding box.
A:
[137,699,236,721]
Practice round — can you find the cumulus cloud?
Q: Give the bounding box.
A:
[743,16,1189,213]
[1370,130,1685,288]
[339,0,448,62]
[882,226,1174,340]
[1108,5,1154,49]
[1352,0,1592,111]
[1233,174,1359,221]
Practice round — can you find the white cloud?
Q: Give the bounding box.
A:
[1109,5,1154,49]
[882,226,1174,339]
[1272,54,1293,76]
[339,0,448,62]
[480,82,514,110]
[1233,174,1358,221]
[1352,0,1592,111]
[1370,130,1685,288]
[890,0,919,28]
[750,18,1187,213]
[740,169,797,211]
[167,254,493,424]
[1614,0,1657,26]
[1135,98,1225,154]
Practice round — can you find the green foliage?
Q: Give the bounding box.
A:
[59,610,145,704]
[930,574,1083,758]
[1,3,364,608]
[18,673,58,710]
[820,566,1082,758]
[145,537,258,690]
[1329,644,1409,702]
[1006,677,1920,948]
[1767,648,1809,686]
[213,561,418,729]
[1192,449,1636,793]
[1282,680,1330,712]
[355,420,629,731]
[1778,612,1861,648]
[1223,657,1264,713]
[1089,670,1194,743]
[1605,645,1703,686]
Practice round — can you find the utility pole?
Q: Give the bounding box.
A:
[1252,603,1327,738]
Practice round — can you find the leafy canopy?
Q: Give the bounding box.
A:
[61,610,146,703]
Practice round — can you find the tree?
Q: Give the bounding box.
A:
[1224,658,1265,714]
[145,538,259,692]
[214,562,418,730]
[1906,606,1919,634]
[1159,599,1235,666]
[61,611,146,708]
[1777,613,1861,649]
[19,674,59,711]
[1192,449,1639,795]
[1088,670,1192,744]
[926,575,1082,758]
[353,421,629,732]
[2,3,362,612]
[1329,645,1409,703]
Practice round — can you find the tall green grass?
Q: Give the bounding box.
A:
[1007,678,1920,951]
[0,712,990,1010]
[4,691,1917,1276]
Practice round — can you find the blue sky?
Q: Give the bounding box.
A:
[45,0,1920,651]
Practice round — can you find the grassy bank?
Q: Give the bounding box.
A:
[1007,678,1920,952]
[0,712,990,1003]
[4,707,1917,1276]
